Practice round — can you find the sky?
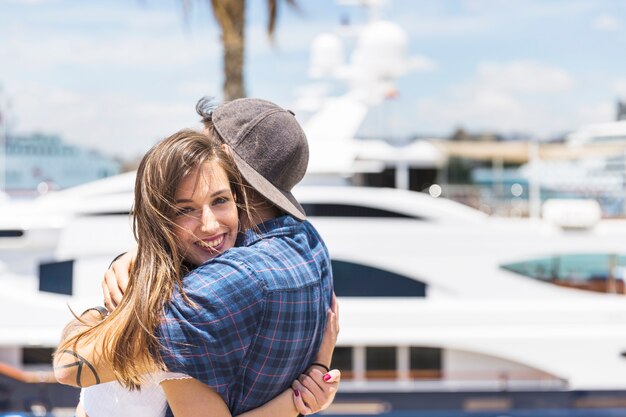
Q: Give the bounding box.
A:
[1,0,625,160]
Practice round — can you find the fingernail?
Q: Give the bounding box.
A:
[294,389,300,397]
[323,373,331,381]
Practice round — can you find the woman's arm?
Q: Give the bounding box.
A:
[161,378,305,417]
[53,308,128,387]
[161,379,231,417]
[163,369,340,417]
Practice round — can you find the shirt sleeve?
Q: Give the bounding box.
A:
[156,257,265,401]
[150,371,191,384]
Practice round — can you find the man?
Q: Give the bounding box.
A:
[102,98,335,415]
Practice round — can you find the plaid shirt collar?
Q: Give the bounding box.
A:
[236,215,301,247]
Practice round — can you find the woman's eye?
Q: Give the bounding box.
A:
[214,197,228,205]
[175,207,194,216]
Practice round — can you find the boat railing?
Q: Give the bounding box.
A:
[339,369,567,392]
[441,183,626,218]
[0,362,55,384]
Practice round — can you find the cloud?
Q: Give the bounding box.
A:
[592,14,623,32]
[0,2,221,73]
[5,81,204,158]
[413,60,576,136]
[3,0,58,4]
[1,27,218,70]
[460,0,599,20]
[398,14,493,38]
[576,102,615,124]
[415,92,549,135]
[614,79,626,98]
[410,55,438,72]
[177,80,219,98]
[0,2,224,160]
[247,19,334,56]
[469,61,575,94]
[399,0,598,38]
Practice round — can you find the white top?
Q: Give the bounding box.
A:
[80,372,189,417]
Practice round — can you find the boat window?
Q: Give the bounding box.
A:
[331,347,353,380]
[301,203,420,219]
[22,347,54,366]
[501,254,626,294]
[82,211,131,216]
[410,347,442,379]
[354,167,438,193]
[332,260,427,297]
[366,346,396,380]
[0,230,24,238]
[39,260,74,295]
[595,135,626,143]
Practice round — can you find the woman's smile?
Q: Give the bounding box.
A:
[195,234,226,251]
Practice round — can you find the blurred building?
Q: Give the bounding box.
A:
[2,133,121,195]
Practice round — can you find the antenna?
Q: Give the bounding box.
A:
[617,100,626,121]
[0,84,5,194]
[336,0,388,22]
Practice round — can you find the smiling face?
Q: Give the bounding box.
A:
[172,160,239,266]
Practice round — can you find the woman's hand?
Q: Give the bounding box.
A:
[292,368,341,415]
[290,293,340,415]
[102,248,136,312]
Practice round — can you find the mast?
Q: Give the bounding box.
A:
[0,84,6,194]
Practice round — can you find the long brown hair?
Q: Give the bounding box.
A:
[58,128,252,389]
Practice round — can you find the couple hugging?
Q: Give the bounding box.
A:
[53,97,339,417]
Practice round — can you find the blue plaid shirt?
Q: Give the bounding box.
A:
[158,215,333,415]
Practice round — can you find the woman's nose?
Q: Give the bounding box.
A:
[200,206,219,233]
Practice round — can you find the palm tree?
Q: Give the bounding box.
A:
[183,0,297,101]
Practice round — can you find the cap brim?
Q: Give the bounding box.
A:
[230,151,306,221]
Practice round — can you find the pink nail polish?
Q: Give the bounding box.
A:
[294,389,300,397]
[323,374,331,381]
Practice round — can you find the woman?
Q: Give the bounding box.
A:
[54,129,339,417]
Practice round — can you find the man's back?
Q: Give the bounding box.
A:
[158,216,333,414]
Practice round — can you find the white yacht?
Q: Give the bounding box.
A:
[2,176,626,414]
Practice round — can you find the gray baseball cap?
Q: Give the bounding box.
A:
[212,98,309,221]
